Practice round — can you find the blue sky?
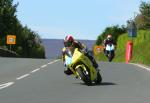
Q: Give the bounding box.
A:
[13,0,149,40]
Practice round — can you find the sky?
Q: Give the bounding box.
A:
[13,0,149,40]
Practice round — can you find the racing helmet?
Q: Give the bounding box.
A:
[107,34,112,39]
[64,35,74,47]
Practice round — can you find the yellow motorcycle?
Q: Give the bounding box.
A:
[64,48,102,86]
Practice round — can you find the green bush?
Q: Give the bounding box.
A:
[115,30,150,66]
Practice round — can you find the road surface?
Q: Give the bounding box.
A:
[0,57,150,103]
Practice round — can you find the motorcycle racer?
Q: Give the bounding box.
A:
[103,34,116,56]
[62,35,99,75]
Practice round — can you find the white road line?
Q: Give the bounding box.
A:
[0,82,14,90]
[41,65,47,68]
[16,74,30,80]
[48,62,53,64]
[54,59,60,62]
[130,63,150,71]
[30,68,40,73]
[48,59,60,65]
[0,59,60,90]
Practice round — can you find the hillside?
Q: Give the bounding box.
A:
[42,39,96,59]
[95,30,150,66]
[115,30,150,66]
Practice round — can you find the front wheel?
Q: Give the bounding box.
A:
[76,67,92,86]
[108,56,113,62]
[107,51,114,62]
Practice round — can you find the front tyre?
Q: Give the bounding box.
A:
[77,67,92,86]
[108,51,114,62]
[108,56,113,62]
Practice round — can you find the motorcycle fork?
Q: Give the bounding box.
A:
[70,67,78,77]
[75,65,88,78]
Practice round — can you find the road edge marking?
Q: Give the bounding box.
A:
[130,63,150,71]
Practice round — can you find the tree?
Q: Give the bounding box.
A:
[96,35,102,45]
[0,0,18,39]
[140,1,150,17]
[135,1,150,29]
[96,25,126,45]
[0,0,45,58]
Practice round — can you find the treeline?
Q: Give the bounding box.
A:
[96,25,126,45]
[0,0,45,58]
[96,1,150,45]
[135,1,150,29]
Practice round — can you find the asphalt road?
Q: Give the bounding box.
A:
[0,57,150,103]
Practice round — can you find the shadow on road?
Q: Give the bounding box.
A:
[73,82,117,86]
[100,82,117,86]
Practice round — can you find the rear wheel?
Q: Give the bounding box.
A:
[76,67,92,86]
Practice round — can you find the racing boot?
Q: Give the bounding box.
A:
[85,51,99,70]
[92,58,99,70]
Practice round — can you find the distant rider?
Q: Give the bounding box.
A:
[103,34,116,56]
[62,35,99,75]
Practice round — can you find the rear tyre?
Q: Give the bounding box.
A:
[77,67,92,86]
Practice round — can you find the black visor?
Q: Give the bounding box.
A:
[64,41,72,47]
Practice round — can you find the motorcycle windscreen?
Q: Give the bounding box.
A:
[65,56,72,66]
[106,44,114,51]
